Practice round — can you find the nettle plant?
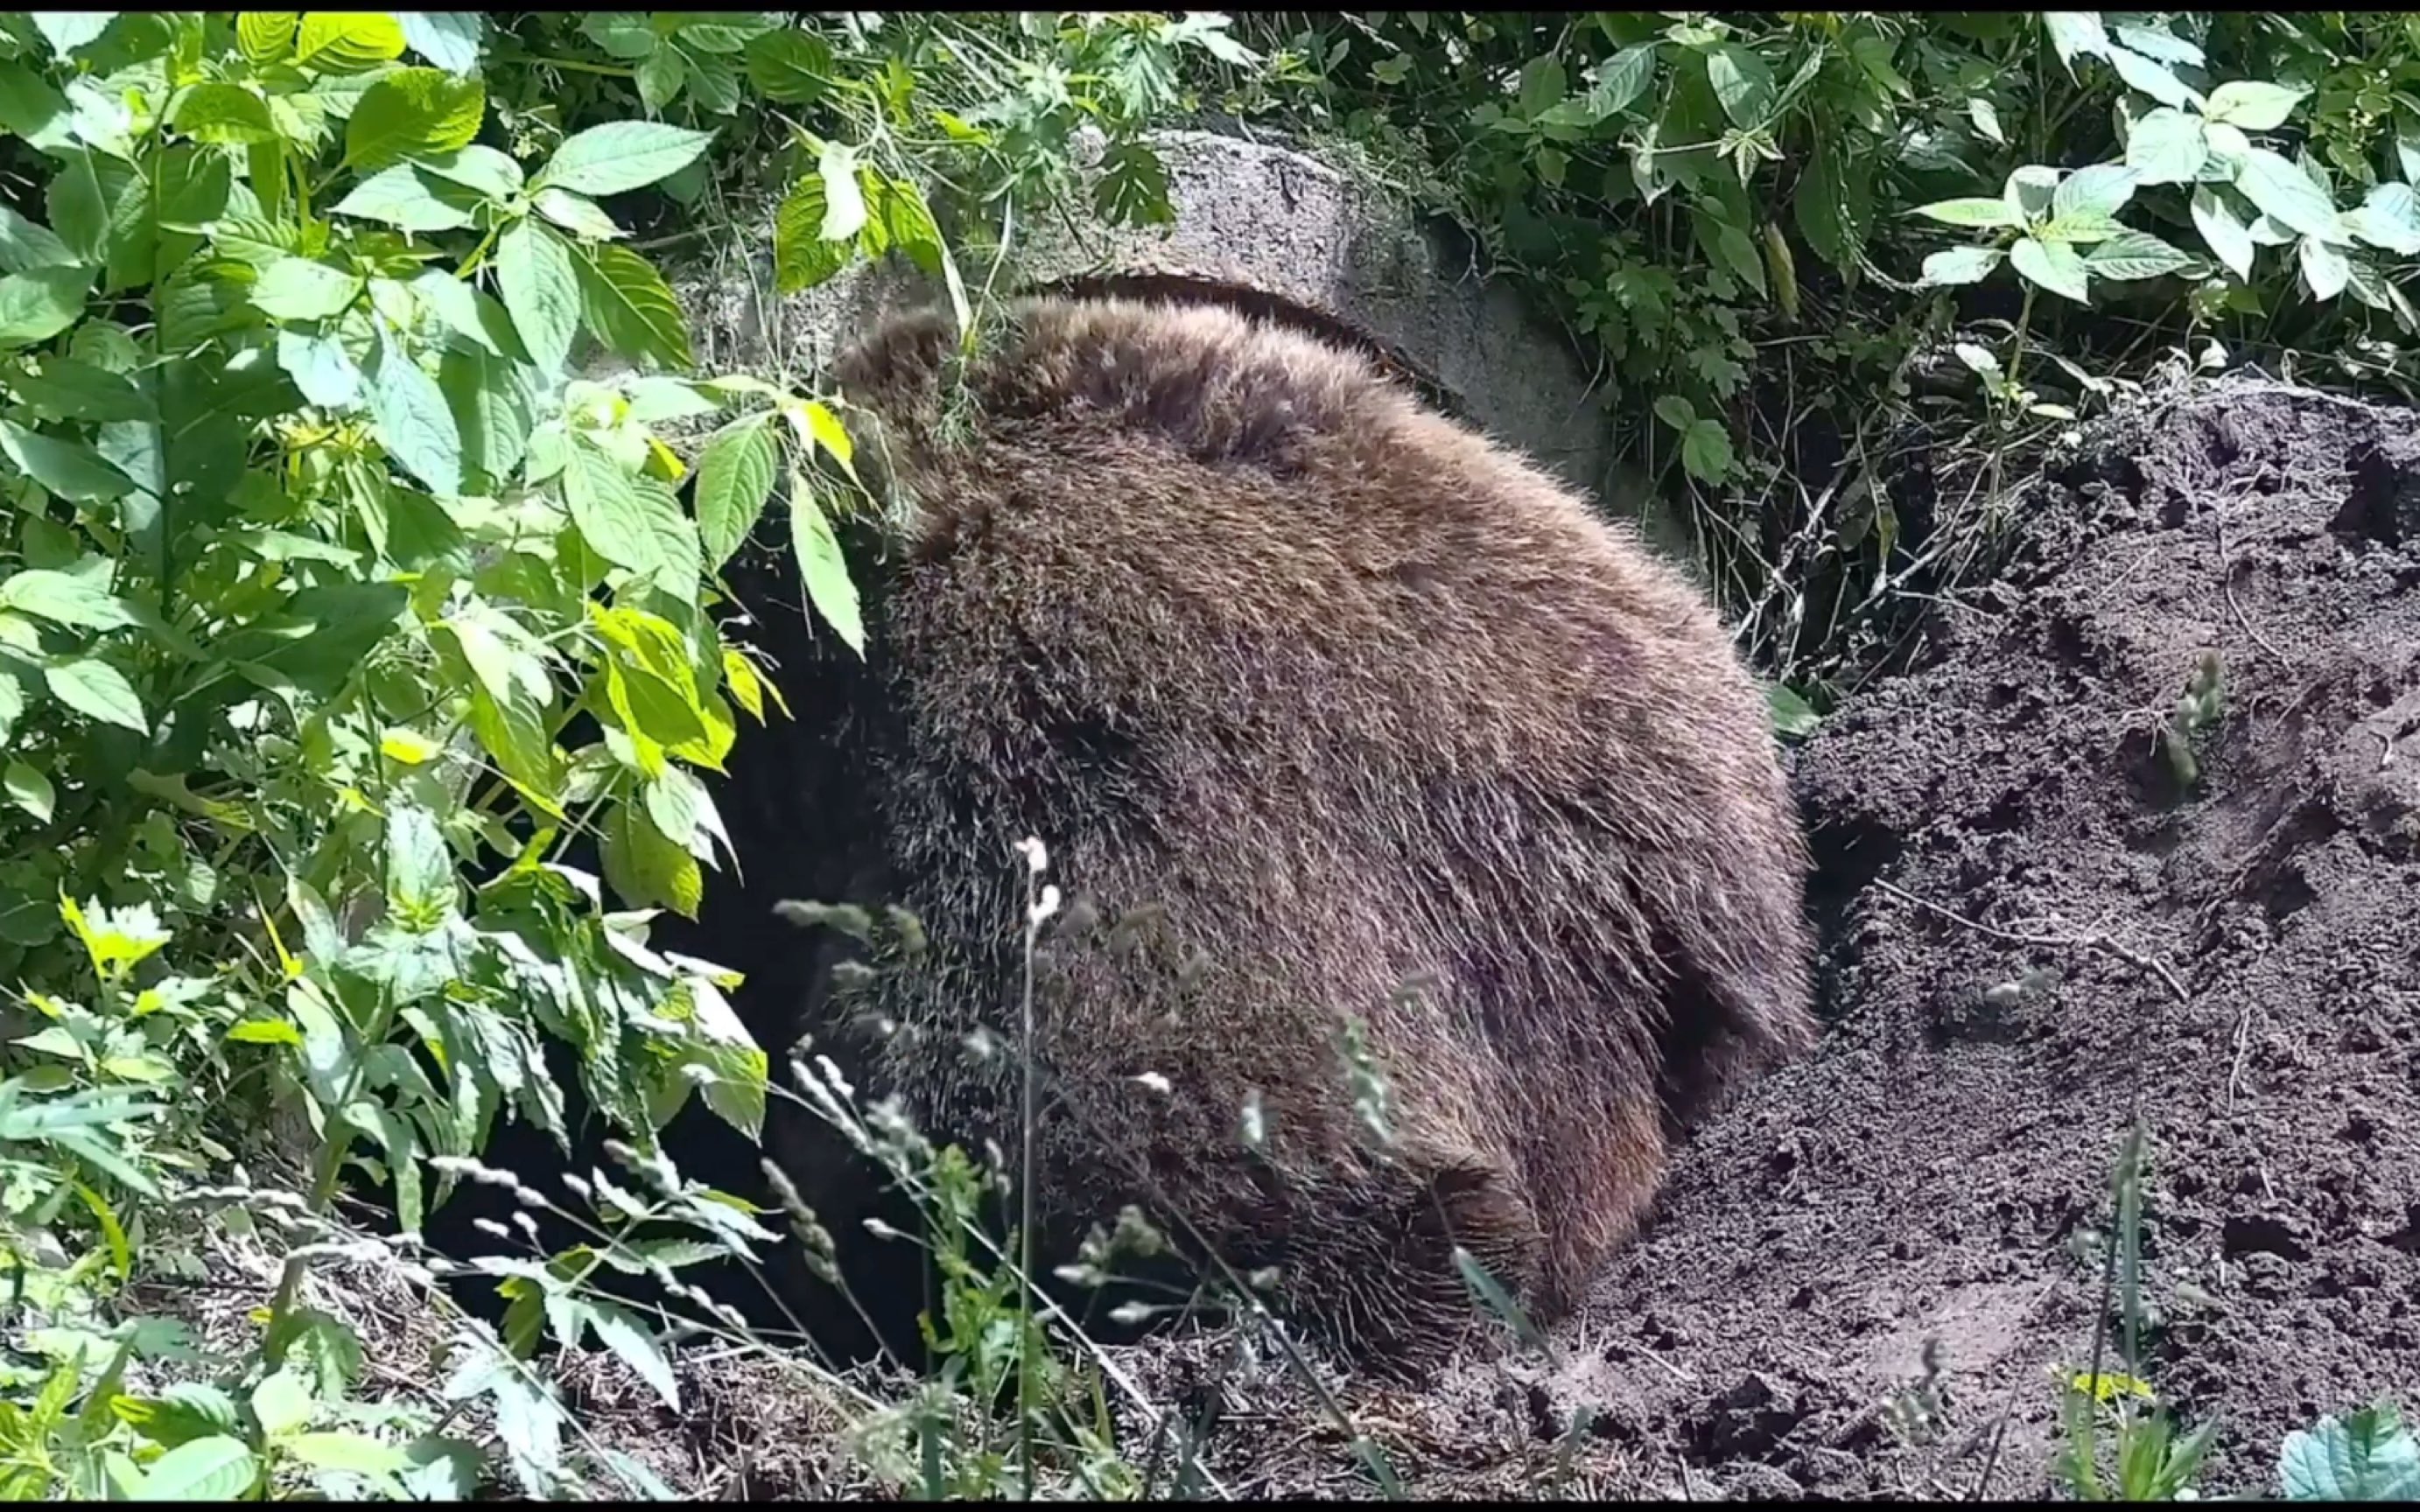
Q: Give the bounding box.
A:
[0,7,938,1497]
[1914,17,2420,419]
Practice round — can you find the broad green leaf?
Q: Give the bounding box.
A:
[0,420,131,501]
[286,1431,407,1483]
[534,121,714,198]
[2191,186,2255,282]
[44,148,108,264]
[2204,80,2308,133]
[1652,394,1694,431]
[742,28,831,103]
[1919,245,2003,286]
[571,242,691,370]
[345,66,483,170]
[441,346,537,485]
[384,802,453,928]
[1680,417,1732,483]
[250,1368,316,1438]
[368,332,462,495]
[4,761,53,821]
[251,256,363,320]
[1589,42,1657,117]
[30,12,116,57]
[2113,23,2202,67]
[0,568,137,629]
[4,354,149,422]
[2041,12,2108,72]
[787,467,862,654]
[1767,682,1820,738]
[496,220,579,375]
[418,144,523,200]
[169,81,278,145]
[1969,97,2004,145]
[2105,44,2195,110]
[585,1302,677,1410]
[817,141,866,242]
[2235,149,2343,242]
[277,328,363,409]
[2085,231,2198,282]
[0,206,74,274]
[565,441,677,579]
[532,187,622,241]
[2280,1404,2420,1501]
[772,172,854,293]
[2010,235,2090,303]
[0,265,91,348]
[642,766,700,850]
[2053,164,2137,220]
[2034,210,2124,245]
[331,164,475,232]
[139,1437,259,1501]
[1705,44,1774,129]
[635,49,684,111]
[694,413,776,570]
[294,12,406,72]
[396,11,482,74]
[237,13,298,64]
[2004,164,2061,222]
[2344,184,2420,256]
[1914,196,2017,228]
[2126,107,2207,186]
[2298,235,2350,302]
[45,657,146,732]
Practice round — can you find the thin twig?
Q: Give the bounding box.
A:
[1866,878,2190,1005]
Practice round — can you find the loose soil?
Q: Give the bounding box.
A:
[256,378,2418,1499]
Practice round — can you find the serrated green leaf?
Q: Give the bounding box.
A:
[2235,149,2345,242]
[2041,12,2108,71]
[695,412,776,570]
[1680,417,1732,483]
[251,256,363,321]
[170,81,278,146]
[2053,163,2139,220]
[742,28,831,103]
[0,206,74,276]
[368,332,463,495]
[331,164,475,232]
[634,47,684,111]
[277,329,363,409]
[138,1436,259,1501]
[2085,230,2198,282]
[1705,43,1774,129]
[772,172,853,293]
[1919,245,2003,286]
[2104,44,2195,109]
[571,242,690,370]
[237,13,298,64]
[2280,1404,2420,1501]
[1911,196,2017,228]
[0,420,133,501]
[417,143,522,200]
[2299,235,2350,302]
[532,187,623,241]
[787,467,861,654]
[30,12,116,57]
[602,798,703,917]
[586,1301,678,1410]
[45,657,145,732]
[294,12,405,72]
[4,760,54,821]
[535,120,714,198]
[0,567,137,629]
[2346,183,2420,256]
[250,1368,316,1439]
[0,265,91,349]
[442,345,537,486]
[384,802,452,929]
[345,66,483,170]
[495,220,579,375]
[2010,234,2090,303]
[396,11,481,74]
[2192,186,2255,282]
[4,354,149,422]
[2126,107,2207,186]
[2204,80,2307,133]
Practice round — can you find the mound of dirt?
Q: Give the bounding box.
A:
[1126,380,2420,1499]
[1461,379,2420,1498]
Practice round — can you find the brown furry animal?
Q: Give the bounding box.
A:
[720,293,1816,1375]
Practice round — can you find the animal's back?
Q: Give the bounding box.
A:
[744,295,1815,1371]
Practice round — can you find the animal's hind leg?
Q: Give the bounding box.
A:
[1267,1146,1546,1377]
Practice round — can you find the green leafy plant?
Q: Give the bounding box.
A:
[2283,1402,2420,1502]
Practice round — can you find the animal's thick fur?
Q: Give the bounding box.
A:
[717,294,1816,1374]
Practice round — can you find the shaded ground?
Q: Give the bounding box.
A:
[209,378,2416,1499]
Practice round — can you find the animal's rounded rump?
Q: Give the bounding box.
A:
[721,294,1817,1375]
